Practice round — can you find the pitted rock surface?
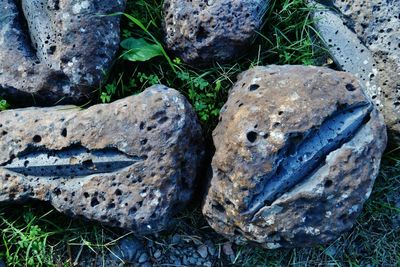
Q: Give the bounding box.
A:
[203,65,387,248]
[311,0,400,145]
[163,0,269,64]
[0,85,204,234]
[0,0,125,105]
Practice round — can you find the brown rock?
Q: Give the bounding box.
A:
[163,0,269,64]
[0,85,204,234]
[203,65,387,248]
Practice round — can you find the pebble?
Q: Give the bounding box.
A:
[153,249,162,259]
[223,242,234,256]
[138,253,149,263]
[171,234,181,244]
[198,244,208,258]
[205,241,216,256]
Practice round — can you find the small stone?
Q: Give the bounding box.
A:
[204,261,212,267]
[153,249,162,259]
[205,241,216,256]
[0,85,204,234]
[138,253,149,263]
[0,0,126,105]
[171,234,181,244]
[189,257,197,265]
[222,243,234,256]
[110,237,144,263]
[203,65,387,248]
[163,0,269,64]
[197,244,208,258]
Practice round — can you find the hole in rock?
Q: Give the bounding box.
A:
[249,84,260,91]
[324,180,333,188]
[61,128,67,137]
[346,83,356,91]
[247,131,258,143]
[33,135,42,143]
[213,203,226,213]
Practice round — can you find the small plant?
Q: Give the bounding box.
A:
[0,209,55,266]
[100,83,117,103]
[0,98,9,111]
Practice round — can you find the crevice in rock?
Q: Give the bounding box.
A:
[243,101,373,220]
[2,144,146,178]
[13,0,39,60]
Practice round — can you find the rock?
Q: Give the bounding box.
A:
[197,244,208,258]
[153,249,162,259]
[310,0,400,145]
[110,237,145,263]
[163,0,269,64]
[0,0,126,105]
[222,242,234,256]
[171,234,181,244]
[202,65,387,248]
[138,253,149,263]
[0,85,204,234]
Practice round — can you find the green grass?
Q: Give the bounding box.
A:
[101,0,322,132]
[0,0,398,266]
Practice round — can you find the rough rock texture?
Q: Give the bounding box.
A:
[203,65,387,248]
[0,0,126,105]
[163,0,269,64]
[311,0,400,145]
[0,85,204,234]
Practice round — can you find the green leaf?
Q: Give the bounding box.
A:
[121,38,163,62]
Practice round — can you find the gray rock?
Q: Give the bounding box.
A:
[138,253,148,263]
[197,244,208,258]
[311,0,400,145]
[163,0,269,64]
[222,243,234,257]
[0,0,125,105]
[153,249,162,259]
[205,241,216,256]
[203,65,387,248]
[110,237,145,263]
[171,234,181,244]
[0,85,204,234]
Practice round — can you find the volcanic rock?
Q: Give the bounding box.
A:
[163,0,269,64]
[0,85,204,234]
[311,0,400,145]
[203,65,387,248]
[0,0,126,105]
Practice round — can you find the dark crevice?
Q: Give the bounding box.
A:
[242,101,373,220]
[2,144,146,178]
[13,0,39,60]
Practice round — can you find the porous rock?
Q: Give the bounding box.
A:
[163,0,269,64]
[203,65,387,248]
[0,85,204,234]
[310,0,400,145]
[0,0,126,105]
